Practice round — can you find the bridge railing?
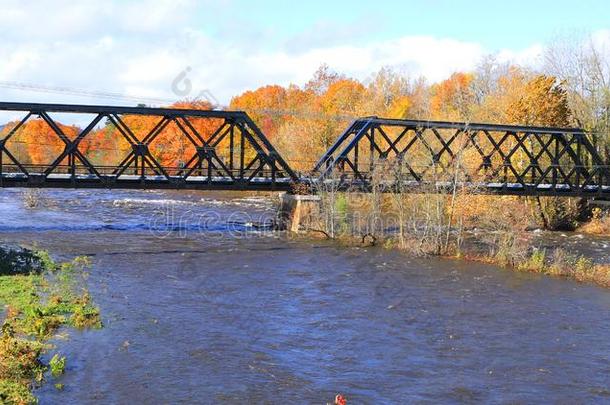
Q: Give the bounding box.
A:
[313,117,610,195]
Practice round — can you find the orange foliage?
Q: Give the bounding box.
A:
[231,85,290,138]
[430,72,475,120]
[451,194,533,230]
[118,100,221,167]
[318,79,366,116]
[9,119,78,165]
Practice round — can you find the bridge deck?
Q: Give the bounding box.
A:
[2,171,610,196]
[0,172,294,191]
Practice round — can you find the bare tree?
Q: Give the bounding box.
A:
[544,33,610,158]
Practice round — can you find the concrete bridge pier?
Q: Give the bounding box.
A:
[277,193,321,233]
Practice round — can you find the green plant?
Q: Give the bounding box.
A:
[49,354,66,378]
[0,247,102,402]
[519,249,547,272]
[574,256,594,281]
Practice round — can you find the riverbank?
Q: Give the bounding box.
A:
[0,246,101,404]
[285,197,610,289]
[286,188,610,289]
[289,230,610,289]
[457,247,610,288]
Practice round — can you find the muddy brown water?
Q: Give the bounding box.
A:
[0,189,609,404]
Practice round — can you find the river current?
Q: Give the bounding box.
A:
[0,189,609,404]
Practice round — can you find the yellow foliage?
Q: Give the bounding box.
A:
[430,72,475,121]
[450,194,532,230]
[506,75,571,127]
[386,96,412,119]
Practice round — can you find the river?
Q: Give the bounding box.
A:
[0,189,609,403]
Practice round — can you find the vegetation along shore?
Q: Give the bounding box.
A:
[0,246,101,404]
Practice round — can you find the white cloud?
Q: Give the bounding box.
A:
[119,51,185,84]
[0,1,604,107]
[497,43,544,68]
[0,0,197,40]
[0,49,40,79]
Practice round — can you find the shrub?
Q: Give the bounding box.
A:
[49,354,66,378]
[519,249,547,272]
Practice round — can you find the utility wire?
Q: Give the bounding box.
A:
[0,80,359,121]
[0,80,177,106]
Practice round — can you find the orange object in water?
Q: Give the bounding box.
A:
[335,394,346,405]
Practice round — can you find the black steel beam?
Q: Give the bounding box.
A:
[0,101,248,119]
[359,117,587,135]
[0,176,294,192]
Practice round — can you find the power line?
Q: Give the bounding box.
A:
[0,80,358,121]
[0,80,178,106]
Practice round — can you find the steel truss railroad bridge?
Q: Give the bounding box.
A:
[0,102,608,197]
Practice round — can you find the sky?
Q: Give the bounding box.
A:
[0,0,608,107]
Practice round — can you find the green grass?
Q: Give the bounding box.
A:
[0,247,102,404]
[49,354,66,378]
[0,275,41,313]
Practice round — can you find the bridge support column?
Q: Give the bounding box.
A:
[277,193,321,233]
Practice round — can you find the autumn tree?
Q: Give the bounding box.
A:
[430,72,476,121]
[231,66,367,169]
[305,64,344,95]
[506,75,571,127]
[230,85,290,139]
[471,55,511,106]
[363,68,413,119]
[7,119,78,167]
[505,75,578,230]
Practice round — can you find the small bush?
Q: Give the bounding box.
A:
[519,249,547,272]
[579,207,610,235]
[1,247,102,402]
[0,334,46,404]
[535,197,585,231]
[49,354,66,378]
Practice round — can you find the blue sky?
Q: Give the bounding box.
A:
[194,0,609,50]
[0,0,608,106]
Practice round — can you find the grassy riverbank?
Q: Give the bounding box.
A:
[295,230,610,288]
[456,247,610,288]
[290,189,610,289]
[0,246,101,404]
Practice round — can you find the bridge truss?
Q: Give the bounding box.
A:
[314,117,610,196]
[0,102,297,190]
[1,102,609,196]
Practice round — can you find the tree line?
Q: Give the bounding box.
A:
[1,36,608,173]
